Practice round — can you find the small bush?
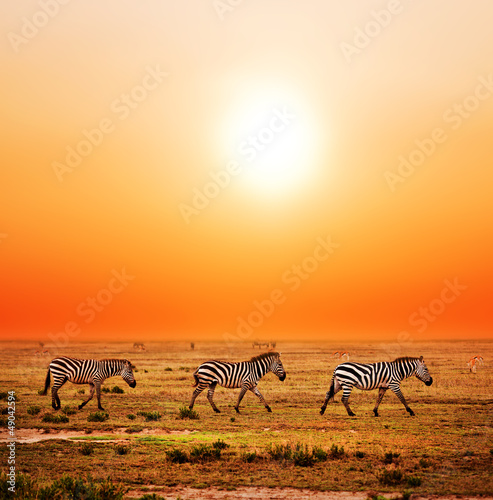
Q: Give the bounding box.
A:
[312,446,328,462]
[127,413,136,420]
[230,417,235,422]
[80,442,94,455]
[212,439,229,450]
[42,413,69,423]
[178,406,199,420]
[464,450,474,457]
[164,367,173,371]
[62,406,76,415]
[137,410,161,422]
[383,451,400,464]
[407,475,422,487]
[190,443,221,462]
[115,444,131,455]
[125,425,144,434]
[102,387,111,393]
[268,443,292,461]
[330,444,345,458]
[111,386,124,394]
[87,411,109,422]
[166,448,189,464]
[77,388,85,394]
[242,451,258,463]
[293,443,314,467]
[27,405,41,416]
[355,450,366,459]
[379,468,404,485]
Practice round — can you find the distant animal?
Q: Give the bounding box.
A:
[189,351,286,414]
[467,356,484,373]
[42,349,50,356]
[34,350,41,357]
[133,343,146,352]
[252,341,270,349]
[332,351,350,360]
[42,357,136,411]
[190,342,195,350]
[320,356,433,417]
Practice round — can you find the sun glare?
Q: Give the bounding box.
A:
[220,83,321,197]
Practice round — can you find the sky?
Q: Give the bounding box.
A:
[1,1,492,346]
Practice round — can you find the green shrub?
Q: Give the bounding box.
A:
[115,444,131,455]
[166,448,189,464]
[77,388,85,394]
[87,411,109,422]
[102,387,111,393]
[190,443,221,461]
[230,417,235,422]
[293,443,314,467]
[330,444,345,458]
[312,446,328,462]
[242,451,258,463]
[137,410,161,422]
[42,413,69,423]
[127,413,136,420]
[212,439,229,450]
[27,405,41,416]
[383,451,400,464]
[62,406,76,415]
[378,468,403,485]
[178,406,199,420]
[125,425,144,434]
[268,443,292,461]
[80,442,94,455]
[407,475,422,487]
[355,450,365,459]
[164,367,173,371]
[111,386,124,394]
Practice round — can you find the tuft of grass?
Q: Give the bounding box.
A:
[355,450,366,459]
[165,448,189,464]
[87,411,109,422]
[115,444,131,455]
[230,417,235,422]
[27,405,41,416]
[111,386,124,394]
[312,446,328,462]
[383,451,400,464]
[293,443,314,467]
[242,451,258,463]
[212,439,229,450]
[407,475,422,487]
[77,388,85,394]
[42,413,69,423]
[378,468,404,485]
[80,442,94,456]
[102,387,111,393]
[127,413,136,420]
[137,410,161,422]
[178,406,199,420]
[329,444,345,458]
[190,443,221,462]
[62,406,76,415]
[164,367,173,371]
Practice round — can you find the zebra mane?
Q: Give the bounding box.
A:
[392,356,420,363]
[249,351,279,363]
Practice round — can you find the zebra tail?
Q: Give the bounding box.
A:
[192,371,200,387]
[42,368,51,395]
[327,375,335,401]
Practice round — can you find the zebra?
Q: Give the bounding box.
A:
[189,351,286,414]
[320,356,433,417]
[42,357,136,411]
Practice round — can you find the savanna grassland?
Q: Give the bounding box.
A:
[1,340,492,498]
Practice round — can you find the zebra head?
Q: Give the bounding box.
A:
[122,360,137,388]
[415,356,433,386]
[270,353,286,381]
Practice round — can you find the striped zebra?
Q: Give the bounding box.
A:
[320,356,433,417]
[189,351,286,414]
[42,357,136,411]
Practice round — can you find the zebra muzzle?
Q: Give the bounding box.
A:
[129,380,137,388]
[425,378,433,386]
[279,374,286,381]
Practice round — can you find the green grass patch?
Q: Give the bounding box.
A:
[178,406,199,420]
[42,413,69,423]
[87,411,109,422]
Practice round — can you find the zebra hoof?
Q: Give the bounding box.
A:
[78,405,83,410]
[320,407,326,415]
[373,411,379,417]
[348,411,356,417]
[266,406,272,413]
[234,407,240,414]
[98,407,105,411]
[214,408,221,413]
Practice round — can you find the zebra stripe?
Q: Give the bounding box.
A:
[189,351,286,414]
[42,357,136,411]
[320,356,433,417]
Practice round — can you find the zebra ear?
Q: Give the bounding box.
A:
[419,355,423,362]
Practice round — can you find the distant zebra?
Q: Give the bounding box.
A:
[320,356,433,417]
[189,351,286,414]
[468,355,484,373]
[42,357,136,411]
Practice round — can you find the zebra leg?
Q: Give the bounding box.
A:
[189,382,207,410]
[234,386,249,414]
[95,381,104,411]
[51,376,67,410]
[373,387,387,417]
[207,382,221,413]
[78,383,95,410]
[341,385,356,416]
[320,379,342,415]
[250,386,272,412]
[390,385,415,416]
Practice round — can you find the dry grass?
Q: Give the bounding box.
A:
[1,340,492,495]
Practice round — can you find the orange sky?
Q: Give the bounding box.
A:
[1,1,492,345]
